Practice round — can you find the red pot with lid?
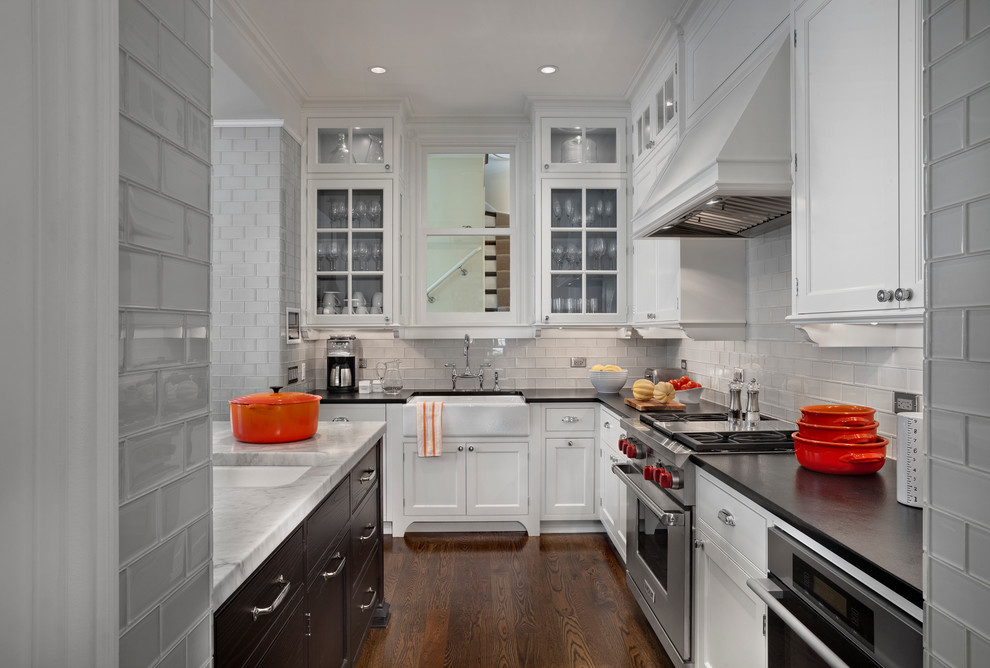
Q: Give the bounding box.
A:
[795,419,879,444]
[799,404,876,427]
[792,432,888,475]
[229,386,321,443]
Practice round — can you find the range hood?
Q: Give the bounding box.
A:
[632,38,792,239]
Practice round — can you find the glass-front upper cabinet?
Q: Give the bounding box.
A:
[633,63,677,166]
[541,179,626,324]
[306,118,394,173]
[540,118,626,173]
[307,179,393,325]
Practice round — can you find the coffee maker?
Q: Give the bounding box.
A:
[326,336,358,393]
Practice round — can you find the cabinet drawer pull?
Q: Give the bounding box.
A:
[358,524,377,542]
[358,469,377,484]
[321,553,345,580]
[561,415,580,423]
[359,588,378,611]
[251,575,291,621]
[331,416,350,422]
[717,509,736,527]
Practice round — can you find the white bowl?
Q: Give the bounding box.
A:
[676,386,703,403]
[588,370,628,394]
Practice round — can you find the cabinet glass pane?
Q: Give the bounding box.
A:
[550,231,583,271]
[587,275,618,314]
[317,129,351,164]
[351,128,385,164]
[350,275,384,314]
[351,232,383,272]
[548,126,617,166]
[352,189,384,228]
[316,189,348,228]
[550,275,583,313]
[426,235,509,312]
[316,231,349,272]
[587,232,617,271]
[664,73,675,124]
[586,189,617,228]
[550,189,582,228]
[316,276,347,314]
[643,108,651,150]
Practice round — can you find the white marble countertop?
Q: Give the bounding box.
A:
[212,421,386,608]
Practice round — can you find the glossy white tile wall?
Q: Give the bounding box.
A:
[665,225,923,449]
[925,1,990,664]
[211,127,308,416]
[119,0,212,664]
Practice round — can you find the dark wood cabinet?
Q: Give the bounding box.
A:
[215,440,385,668]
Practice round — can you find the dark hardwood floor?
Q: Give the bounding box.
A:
[354,532,675,668]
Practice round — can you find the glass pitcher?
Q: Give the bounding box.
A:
[376,359,403,394]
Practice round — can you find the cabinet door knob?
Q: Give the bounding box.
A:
[694,539,705,549]
[457,445,464,451]
[544,163,550,170]
[876,289,894,303]
[468,445,475,452]
[894,287,913,302]
[603,421,611,429]
[384,164,391,171]
[567,440,574,446]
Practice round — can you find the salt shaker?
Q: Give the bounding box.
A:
[746,378,761,424]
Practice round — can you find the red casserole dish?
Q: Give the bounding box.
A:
[230,388,321,443]
[795,419,879,444]
[799,404,876,427]
[792,432,888,475]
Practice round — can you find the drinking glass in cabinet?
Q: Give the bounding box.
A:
[353,200,368,227]
[351,128,385,164]
[552,189,581,227]
[317,190,347,228]
[319,130,350,163]
[588,275,618,313]
[551,275,582,312]
[588,237,606,270]
[565,242,582,269]
[587,189,616,227]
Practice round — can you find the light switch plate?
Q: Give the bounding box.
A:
[680,359,687,370]
[287,365,299,384]
[300,362,306,381]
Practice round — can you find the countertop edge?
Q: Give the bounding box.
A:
[691,455,923,607]
[212,421,386,608]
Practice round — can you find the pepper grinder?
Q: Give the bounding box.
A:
[746,378,761,424]
[728,369,744,421]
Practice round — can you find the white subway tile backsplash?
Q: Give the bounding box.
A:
[184,0,210,60]
[125,424,185,498]
[160,366,209,420]
[126,532,186,622]
[187,614,212,668]
[161,465,208,536]
[119,608,161,668]
[186,415,210,467]
[930,558,990,639]
[120,117,160,189]
[930,205,967,259]
[120,492,160,563]
[160,30,209,110]
[968,415,990,473]
[127,312,184,369]
[162,144,209,211]
[161,566,210,649]
[162,257,209,311]
[120,0,158,69]
[929,605,970,666]
[930,29,990,110]
[186,514,210,572]
[930,309,966,358]
[931,460,990,526]
[929,0,967,61]
[119,372,159,436]
[126,60,185,146]
[930,359,990,415]
[127,185,185,254]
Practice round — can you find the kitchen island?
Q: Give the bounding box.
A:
[212,420,385,607]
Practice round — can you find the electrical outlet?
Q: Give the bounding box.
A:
[680,359,687,370]
[358,358,367,369]
[300,362,306,382]
[733,367,745,382]
[287,365,299,384]
[894,392,919,413]
[570,357,587,368]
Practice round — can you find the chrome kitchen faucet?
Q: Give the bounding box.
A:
[444,334,491,390]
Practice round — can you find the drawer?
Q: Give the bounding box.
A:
[348,545,383,665]
[350,443,380,512]
[318,404,386,423]
[215,528,305,668]
[350,489,380,581]
[696,472,768,570]
[255,594,308,668]
[305,479,349,582]
[544,407,596,432]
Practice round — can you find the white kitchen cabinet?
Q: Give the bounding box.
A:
[542,405,597,519]
[539,118,626,174]
[790,0,922,323]
[633,60,678,170]
[694,523,767,668]
[632,238,747,339]
[598,407,628,560]
[540,179,627,325]
[398,440,531,533]
[306,118,395,174]
[306,179,395,327]
[318,404,386,423]
[694,467,771,668]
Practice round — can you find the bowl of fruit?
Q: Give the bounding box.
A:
[588,364,628,394]
[669,375,703,403]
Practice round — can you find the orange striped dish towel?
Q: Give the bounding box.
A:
[416,401,443,457]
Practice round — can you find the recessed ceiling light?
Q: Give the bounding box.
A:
[538,65,558,75]
[368,66,387,74]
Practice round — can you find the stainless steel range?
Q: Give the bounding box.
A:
[613,411,795,667]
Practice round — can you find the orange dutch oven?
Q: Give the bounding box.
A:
[795,419,879,444]
[229,386,321,443]
[799,404,876,427]
[792,432,888,475]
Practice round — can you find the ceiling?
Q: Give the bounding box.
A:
[216,0,685,118]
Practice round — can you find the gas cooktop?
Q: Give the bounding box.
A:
[638,411,796,453]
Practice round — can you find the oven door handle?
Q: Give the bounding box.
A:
[746,578,849,668]
[612,464,684,526]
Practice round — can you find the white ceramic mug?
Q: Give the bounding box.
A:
[372,292,383,307]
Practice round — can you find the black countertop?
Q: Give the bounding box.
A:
[692,453,923,607]
[313,386,923,606]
